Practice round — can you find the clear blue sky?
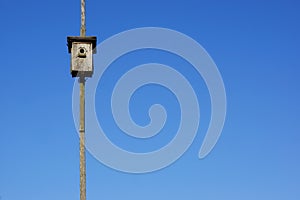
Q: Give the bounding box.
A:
[1,0,300,199]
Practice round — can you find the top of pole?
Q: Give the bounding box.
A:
[80,0,86,37]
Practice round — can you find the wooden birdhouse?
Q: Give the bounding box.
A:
[67,36,97,77]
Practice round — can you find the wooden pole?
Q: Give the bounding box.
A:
[79,77,86,200]
[80,1,86,200]
[80,0,86,37]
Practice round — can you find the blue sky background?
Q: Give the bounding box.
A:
[1,0,300,199]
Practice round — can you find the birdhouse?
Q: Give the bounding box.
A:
[67,36,97,77]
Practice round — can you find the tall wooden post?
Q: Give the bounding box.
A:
[80,1,86,200]
[67,1,97,199]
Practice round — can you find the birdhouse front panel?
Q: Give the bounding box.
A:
[71,42,93,77]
